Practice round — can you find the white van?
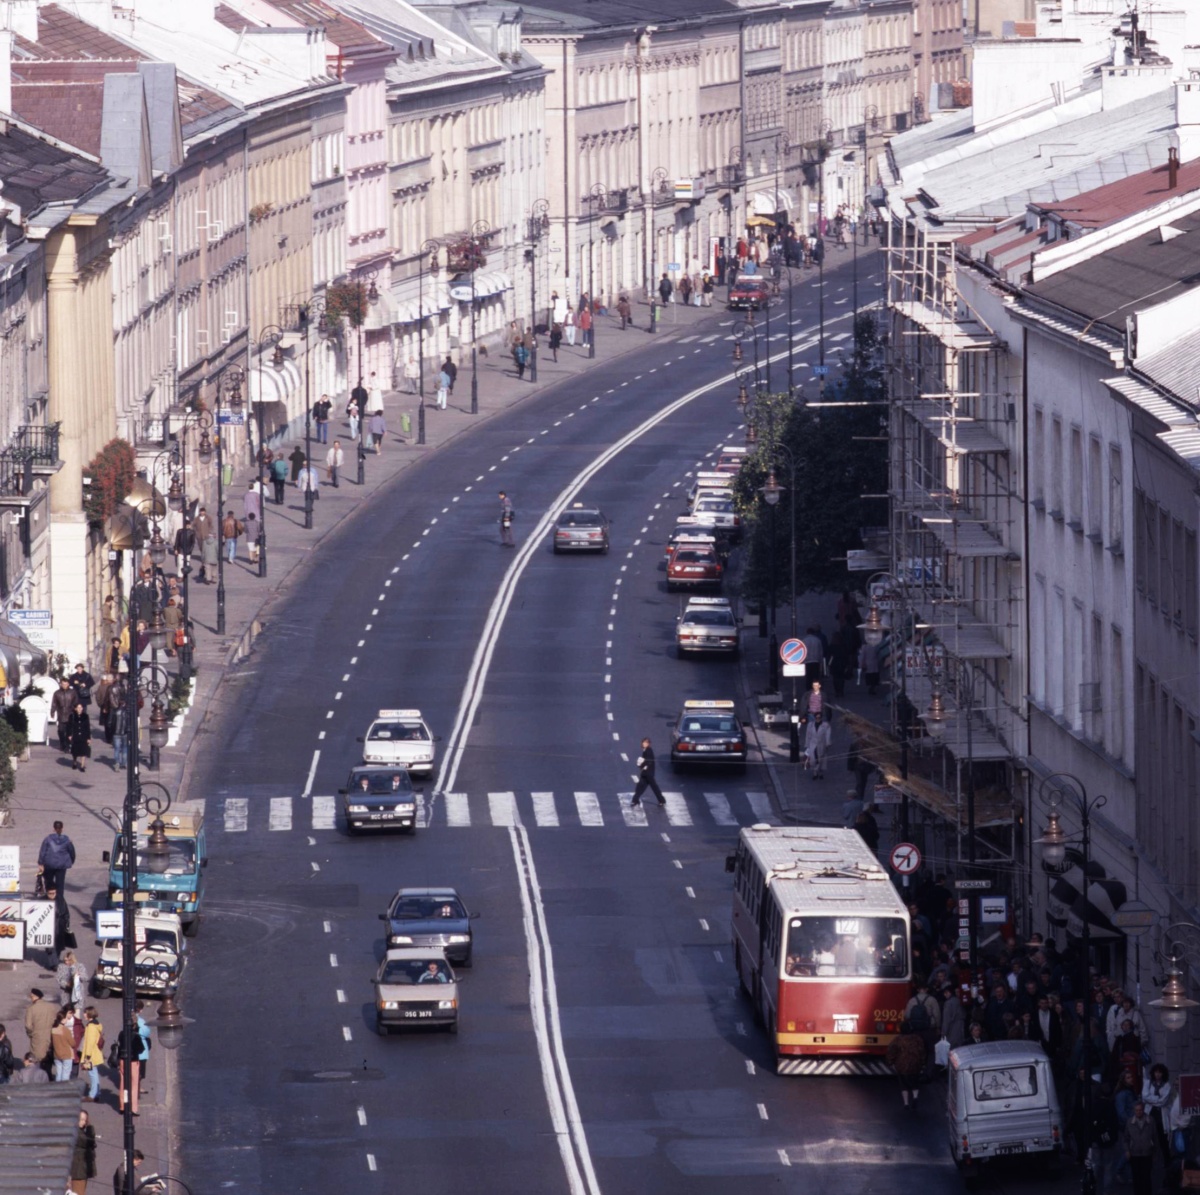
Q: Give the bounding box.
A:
[947,1041,1063,1182]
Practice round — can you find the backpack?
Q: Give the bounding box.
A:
[908,998,933,1031]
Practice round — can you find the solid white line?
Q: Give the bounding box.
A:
[302,749,320,798]
[509,826,599,1195]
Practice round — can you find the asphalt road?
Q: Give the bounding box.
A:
[176,255,1072,1194]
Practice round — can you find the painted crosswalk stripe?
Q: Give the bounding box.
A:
[488,791,518,826]
[662,792,692,826]
[311,796,336,830]
[415,793,429,828]
[223,797,248,833]
[678,334,699,343]
[700,334,721,343]
[269,797,293,831]
[531,792,558,827]
[574,792,603,827]
[704,792,739,826]
[618,793,648,827]
[444,792,471,827]
[746,792,780,825]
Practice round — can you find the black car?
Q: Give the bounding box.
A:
[340,766,419,833]
[379,887,475,966]
[553,503,610,553]
[670,699,748,769]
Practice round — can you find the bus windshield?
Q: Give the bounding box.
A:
[784,915,908,979]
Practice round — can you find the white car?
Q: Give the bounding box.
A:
[676,596,740,655]
[358,709,437,777]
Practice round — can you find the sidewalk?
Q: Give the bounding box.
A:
[0,293,725,1182]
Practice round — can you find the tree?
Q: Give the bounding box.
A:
[734,313,887,606]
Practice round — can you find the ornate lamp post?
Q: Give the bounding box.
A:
[649,166,668,333]
[733,319,760,395]
[416,239,441,445]
[296,305,332,530]
[469,219,490,415]
[763,448,799,760]
[855,105,880,354]
[817,119,834,398]
[173,408,213,680]
[253,326,284,553]
[726,146,743,290]
[526,201,549,382]
[352,270,379,485]
[760,468,783,696]
[1150,924,1200,1032]
[587,183,607,360]
[215,365,245,635]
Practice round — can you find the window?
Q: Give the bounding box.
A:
[1032,408,1045,505]
[1187,529,1198,638]
[1069,427,1083,528]
[1087,434,1102,537]
[1111,626,1125,759]
[1160,509,1172,619]
[1050,417,1063,516]
[784,916,909,979]
[973,1067,1038,1100]
[1109,446,1124,549]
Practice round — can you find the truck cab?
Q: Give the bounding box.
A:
[93,908,186,998]
[105,813,208,937]
[947,1040,1063,1181]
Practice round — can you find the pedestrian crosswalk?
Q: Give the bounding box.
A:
[212,789,781,834]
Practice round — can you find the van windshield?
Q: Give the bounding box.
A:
[784,915,909,979]
[114,841,197,877]
[973,1066,1038,1100]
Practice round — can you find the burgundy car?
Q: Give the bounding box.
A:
[727,276,770,311]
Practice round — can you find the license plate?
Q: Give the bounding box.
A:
[994,1144,1026,1155]
[695,744,721,752]
[403,1009,434,1019]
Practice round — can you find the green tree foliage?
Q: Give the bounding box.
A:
[733,313,888,605]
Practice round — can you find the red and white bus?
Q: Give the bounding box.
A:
[728,825,912,1075]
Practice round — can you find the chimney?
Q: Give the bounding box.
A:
[1169,145,1180,189]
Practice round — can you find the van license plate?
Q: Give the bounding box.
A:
[403,1009,434,1019]
[995,1144,1025,1155]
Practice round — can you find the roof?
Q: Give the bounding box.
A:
[239,0,387,54]
[521,0,739,32]
[1134,334,1200,409]
[1034,158,1200,230]
[738,826,909,917]
[0,117,109,216]
[949,1040,1055,1066]
[0,1083,83,1193]
[1024,208,1200,333]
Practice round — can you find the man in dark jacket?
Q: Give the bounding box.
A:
[658,273,673,306]
[630,737,665,808]
[37,821,75,896]
[69,663,94,706]
[50,679,74,752]
[172,523,195,575]
[1029,994,1064,1060]
[441,357,458,395]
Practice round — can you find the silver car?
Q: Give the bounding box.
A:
[374,947,459,1035]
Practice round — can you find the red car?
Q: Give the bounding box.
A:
[727,276,770,311]
[667,535,723,591]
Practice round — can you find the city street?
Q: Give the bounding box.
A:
[176,259,1071,1193]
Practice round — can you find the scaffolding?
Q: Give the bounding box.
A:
[884,218,1026,867]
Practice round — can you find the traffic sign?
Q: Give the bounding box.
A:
[781,663,807,678]
[667,262,680,271]
[1111,899,1155,937]
[779,638,808,665]
[812,364,830,376]
[954,879,992,890]
[890,842,921,875]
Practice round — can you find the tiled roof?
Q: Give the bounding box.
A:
[263,0,384,53]
[1033,158,1200,229]
[214,3,250,32]
[1133,333,1200,410]
[11,80,107,155]
[0,1072,91,1193]
[0,117,109,214]
[522,0,740,32]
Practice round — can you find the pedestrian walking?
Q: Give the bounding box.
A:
[172,522,195,576]
[78,1007,102,1101]
[403,355,420,394]
[702,272,714,305]
[436,367,450,410]
[0,1024,16,1084]
[110,696,129,771]
[859,640,881,695]
[349,376,368,432]
[367,372,384,419]
[346,395,360,442]
[548,323,562,361]
[803,711,831,777]
[314,393,331,443]
[135,1001,151,1089]
[442,356,458,394]
[69,1108,97,1193]
[616,295,631,329]
[221,511,240,564]
[499,491,515,547]
[578,304,592,347]
[51,1009,76,1081]
[50,678,74,753]
[24,988,56,1072]
[244,512,259,566]
[941,982,967,1048]
[201,531,218,585]
[678,274,692,307]
[1142,1064,1174,1165]
[256,441,273,480]
[56,949,87,1009]
[630,737,666,807]
[297,458,321,501]
[270,453,288,505]
[512,339,529,379]
[801,680,825,721]
[288,444,306,482]
[37,820,76,896]
[1123,1100,1157,1195]
[45,884,73,966]
[66,703,91,772]
[369,410,386,452]
[243,481,262,525]
[113,1149,148,1195]
[12,1052,49,1083]
[325,439,343,488]
[886,1020,927,1110]
[563,307,576,346]
[117,1021,139,1116]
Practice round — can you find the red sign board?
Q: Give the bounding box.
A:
[1180,1074,1200,1117]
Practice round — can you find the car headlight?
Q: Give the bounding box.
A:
[388,935,412,945]
[349,804,369,813]
[379,1001,398,1010]
[395,803,415,813]
[103,964,120,975]
[448,934,470,944]
[437,1000,456,1010]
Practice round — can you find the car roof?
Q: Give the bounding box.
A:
[392,887,463,899]
[383,947,452,963]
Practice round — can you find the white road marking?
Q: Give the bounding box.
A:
[619,795,648,827]
[269,798,292,831]
[444,792,471,827]
[699,919,710,932]
[662,792,692,826]
[574,792,603,826]
[335,690,343,700]
[342,1026,353,1041]
[337,990,346,1003]
[323,921,332,933]
[318,731,326,741]
[758,1104,769,1121]
[342,674,350,682]
[489,792,518,827]
[303,750,320,798]
[778,1149,792,1167]
[703,792,738,825]
[223,797,248,833]
[367,1155,377,1172]
[532,792,558,826]
[745,1060,755,1075]
[312,796,336,830]
[329,954,338,968]
[357,1107,367,1126]
[311,861,320,872]
[746,792,780,825]
[672,859,682,869]
[685,886,695,899]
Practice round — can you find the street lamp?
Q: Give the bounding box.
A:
[526,200,549,382]
[733,319,760,396]
[649,166,668,333]
[172,408,213,680]
[817,120,833,398]
[855,106,880,354]
[765,447,800,760]
[726,146,743,290]
[469,220,490,415]
[294,307,328,530]
[416,239,441,445]
[1150,928,1200,1031]
[215,365,245,635]
[253,325,284,553]
[351,270,379,485]
[761,469,781,692]
[587,183,607,359]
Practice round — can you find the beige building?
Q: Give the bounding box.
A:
[912,0,965,118]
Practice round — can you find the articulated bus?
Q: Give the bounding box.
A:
[728,825,912,1075]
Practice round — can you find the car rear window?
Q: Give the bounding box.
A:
[684,611,734,627]
[682,716,738,733]
[673,551,714,564]
[972,1067,1038,1101]
[559,512,603,526]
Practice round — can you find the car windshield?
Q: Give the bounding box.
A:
[559,511,603,526]
[973,1067,1038,1100]
[681,715,738,733]
[349,770,413,795]
[734,282,762,292]
[389,897,465,921]
[673,551,714,564]
[114,841,197,877]
[684,611,734,627]
[142,929,177,951]
[381,959,452,985]
[784,916,909,979]
[368,722,428,742]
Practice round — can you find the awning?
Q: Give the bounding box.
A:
[249,359,302,406]
[1045,850,1128,940]
[749,188,795,216]
[0,618,48,681]
[474,271,512,300]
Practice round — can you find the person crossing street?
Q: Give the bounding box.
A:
[631,737,666,807]
[499,491,515,547]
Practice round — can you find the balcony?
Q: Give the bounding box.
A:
[0,423,62,505]
[719,164,746,188]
